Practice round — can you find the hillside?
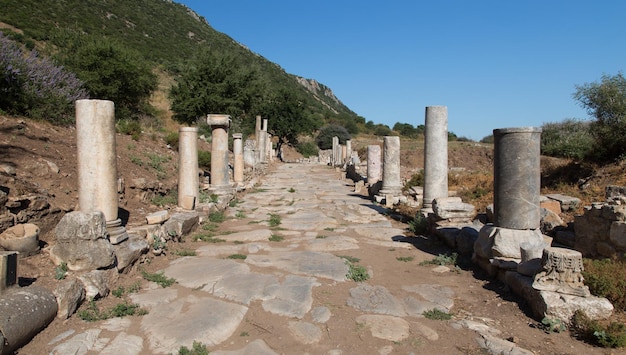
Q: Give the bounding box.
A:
[0,0,360,126]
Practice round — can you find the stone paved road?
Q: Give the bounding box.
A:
[46,163,534,355]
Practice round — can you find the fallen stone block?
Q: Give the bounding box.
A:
[50,211,115,271]
[162,212,199,240]
[146,210,169,225]
[53,278,85,319]
[546,193,580,212]
[114,234,149,273]
[433,197,475,220]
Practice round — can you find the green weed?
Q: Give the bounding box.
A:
[141,270,175,288]
[423,309,452,320]
[227,254,247,260]
[269,234,284,242]
[396,256,414,262]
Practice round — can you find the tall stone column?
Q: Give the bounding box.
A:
[379,136,402,196]
[177,127,199,210]
[367,145,382,185]
[423,106,449,211]
[331,136,339,166]
[232,133,244,184]
[493,127,542,229]
[207,114,231,188]
[76,99,128,244]
[346,140,352,163]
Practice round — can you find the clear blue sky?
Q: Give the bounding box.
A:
[177,0,625,140]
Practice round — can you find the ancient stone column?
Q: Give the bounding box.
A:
[493,127,542,229]
[379,136,402,196]
[423,106,449,211]
[367,145,382,185]
[341,145,347,163]
[232,133,244,184]
[207,114,231,188]
[346,140,352,163]
[331,136,339,166]
[177,127,199,210]
[76,99,127,244]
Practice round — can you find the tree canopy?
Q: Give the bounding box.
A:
[573,72,626,161]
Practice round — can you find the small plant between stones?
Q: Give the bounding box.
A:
[227,254,247,260]
[419,253,458,266]
[269,234,284,242]
[78,299,148,322]
[141,270,176,288]
[540,317,566,333]
[54,262,68,280]
[396,256,414,262]
[339,255,369,282]
[408,213,428,235]
[176,340,209,355]
[268,213,281,227]
[423,309,452,320]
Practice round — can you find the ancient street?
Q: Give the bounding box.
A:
[38,162,591,355]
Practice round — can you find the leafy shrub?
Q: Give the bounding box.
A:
[572,310,626,348]
[582,258,626,310]
[373,124,393,137]
[403,170,424,192]
[177,341,209,355]
[197,150,211,169]
[296,141,319,157]
[54,262,68,280]
[408,213,428,235]
[346,264,369,282]
[53,32,158,121]
[541,119,594,160]
[316,124,351,149]
[0,32,88,124]
[419,253,458,266]
[268,214,281,227]
[480,134,494,144]
[165,131,179,149]
[116,119,142,140]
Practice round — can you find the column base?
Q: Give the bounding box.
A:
[107,218,129,245]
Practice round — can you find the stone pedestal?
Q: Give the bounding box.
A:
[75,99,128,244]
[367,145,382,185]
[233,133,244,184]
[379,136,402,196]
[207,114,232,189]
[178,127,199,210]
[423,106,449,211]
[493,127,542,230]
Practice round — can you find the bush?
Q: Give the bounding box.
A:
[541,119,594,160]
[296,141,319,157]
[165,131,179,150]
[315,124,351,149]
[583,258,626,310]
[0,32,88,124]
[373,124,393,136]
[197,150,211,169]
[480,134,494,144]
[116,119,142,140]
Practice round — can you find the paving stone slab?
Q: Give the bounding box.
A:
[163,257,249,289]
[305,235,359,252]
[262,275,319,318]
[246,251,349,281]
[100,332,143,355]
[288,320,323,344]
[141,294,247,353]
[347,284,406,317]
[211,339,278,355]
[402,284,455,311]
[355,314,410,342]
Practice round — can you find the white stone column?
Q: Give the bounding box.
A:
[367,145,382,185]
[233,133,244,184]
[76,99,127,243]
[423,106,449,211]
[178,127,199,210]
[346,140,352,163]
[331,136,339,166]
[379,136,402,196]
[207,114,231,188]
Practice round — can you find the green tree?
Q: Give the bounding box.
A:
[53,33,157,120]
[393,122,419,138]
[316,124,351,150]
[261,89,320,160]
[573,72,626,161]
[541,119,593,160]
[169,49,261,127]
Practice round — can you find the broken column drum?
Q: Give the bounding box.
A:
[232,133,244,184]
[177,127,199,209]
[367,145,382,185]
[379,136,402,195]
[207,114,231,188]
[423,106,449,210]
[76,99,127,242]
[493,127,542,229]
